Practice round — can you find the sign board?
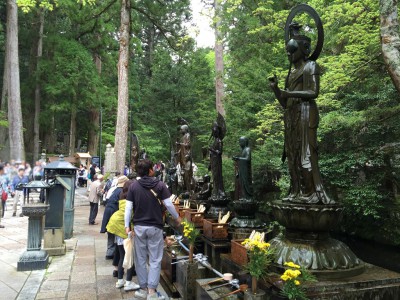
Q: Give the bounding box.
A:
[92,156,100,167]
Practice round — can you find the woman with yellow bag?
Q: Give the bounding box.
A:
[106,180,140,291]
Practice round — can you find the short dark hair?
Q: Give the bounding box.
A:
[137,159,153,177]
[0,164,4,171]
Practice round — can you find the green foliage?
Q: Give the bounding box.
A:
[17,0,96,13]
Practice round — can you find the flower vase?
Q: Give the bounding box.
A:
[252,276,257,294]
[189,244,194,263]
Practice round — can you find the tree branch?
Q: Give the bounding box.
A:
[131,3,179,51]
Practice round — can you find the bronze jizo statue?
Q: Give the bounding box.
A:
[209,113,226,199]
[232,136,253,200]
[195,174,212,201]
[176,124,193,194]
[269,22,333,205]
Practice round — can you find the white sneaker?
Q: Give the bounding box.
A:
[134,289,148,299]
[147,291,166,299]
[115,279,125,288]
[124,281,140,291]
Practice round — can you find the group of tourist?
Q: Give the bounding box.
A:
[0,159,46,228]
[92,159,181,300]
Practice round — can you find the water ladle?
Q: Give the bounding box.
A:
[201,273,233,287]
[206,279,239,291]
[214,284,248,300]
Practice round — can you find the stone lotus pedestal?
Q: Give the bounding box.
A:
[17,205,50,271]
[229,198,265,239]
[269,200,364,279]
[206,195,230,219]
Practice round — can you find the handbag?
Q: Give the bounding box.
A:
[1,190,8,202]
[123,233,134,269]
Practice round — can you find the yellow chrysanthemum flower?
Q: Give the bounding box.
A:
[284,262,301,269]
[280,274,290,281]
[294,280,300,286]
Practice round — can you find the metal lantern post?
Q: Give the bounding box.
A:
[17,180,51,271]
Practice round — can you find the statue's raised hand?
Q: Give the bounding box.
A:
[269,74,278,90]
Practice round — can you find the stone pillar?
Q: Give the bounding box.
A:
[104,144,117,175]
[180,262,198,300]
[17,205,49,271]
[27,215,43,250]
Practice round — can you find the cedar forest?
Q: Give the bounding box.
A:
[1,0,400,246]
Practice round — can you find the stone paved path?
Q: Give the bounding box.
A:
[0,186,170,300]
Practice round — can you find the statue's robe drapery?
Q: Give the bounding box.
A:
[284,60,332,204]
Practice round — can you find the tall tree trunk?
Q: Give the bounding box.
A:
[33,9,44,162]
[380,0,400,93]
[69,105,77,156]
[145,26,155,78]
[87,52,101,156]
[0,19,10,160]
[43,111,55,153]
[115,0,131,173]
[7,0,25,161]
[1,47,8,111]
[214,0,225,116]
[87,109,99,155]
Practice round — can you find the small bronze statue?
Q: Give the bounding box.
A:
[140,148,148,160]
[195,174,212,201]
[130,133,139,172]
[232,136,253,200]
[209,113,227,199]
[176,124,193,194]
[269,21,333,204]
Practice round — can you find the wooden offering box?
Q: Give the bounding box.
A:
[184,210,204,228]
[230,239,248,266]
[203,219,228,240]
[179,207,191,218]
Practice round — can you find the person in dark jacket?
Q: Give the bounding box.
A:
[124,159,181,299]
[101,175,129,259]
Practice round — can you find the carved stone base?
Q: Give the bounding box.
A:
[270,200,364,279]
[229,217,265,229]
[230,226,263,240]
[206,206,230,219]
[270,235,365,279]
[43,228,66,256]
[17,250,49,271]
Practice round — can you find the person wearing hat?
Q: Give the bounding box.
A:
[103,172,121,206]
[88,174,104,225]
[100,175,130,259]
[11,166,29,217]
